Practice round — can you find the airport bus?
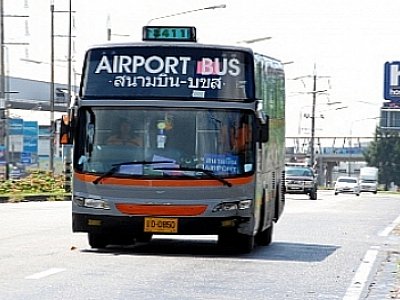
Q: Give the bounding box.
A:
[61,26,286,253]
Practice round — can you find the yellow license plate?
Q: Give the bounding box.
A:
[144,217,178,233]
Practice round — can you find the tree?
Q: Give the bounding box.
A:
[364,128,400,190]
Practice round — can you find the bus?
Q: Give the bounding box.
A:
[61,26,286,253]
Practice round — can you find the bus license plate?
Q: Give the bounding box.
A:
[144,217,178,233]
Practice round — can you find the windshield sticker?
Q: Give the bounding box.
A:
[119,164,143,175]
[192,90,205,98]
[204,154,239,174]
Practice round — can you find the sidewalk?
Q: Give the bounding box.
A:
[365,225,400,299]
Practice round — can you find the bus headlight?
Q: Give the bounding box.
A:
[238,200,252,209]
[84,198,111,209]
[73,196,110,210]
[212,200,252,212]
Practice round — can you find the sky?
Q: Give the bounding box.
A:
[4,0,400,138]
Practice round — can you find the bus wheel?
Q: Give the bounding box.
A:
[218,232,235,248]
[88,233,108,249]
[235,233,255,253]
[255,223,273,246]
[309,191,317,200]
[218,232,254,253]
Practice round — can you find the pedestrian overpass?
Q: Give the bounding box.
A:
[286,136,374,186]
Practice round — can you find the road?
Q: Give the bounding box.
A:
[0,191,399,300]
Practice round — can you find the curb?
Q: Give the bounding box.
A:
[0,195,71,203]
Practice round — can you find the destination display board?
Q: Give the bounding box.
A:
[81,46,255,101]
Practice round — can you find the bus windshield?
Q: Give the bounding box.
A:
[80,46,255,101]
[75,107,255,178]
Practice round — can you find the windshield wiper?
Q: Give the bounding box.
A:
[153,166,233,187]
[92,160,174,184]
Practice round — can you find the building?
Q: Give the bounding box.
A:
[0,76,72,178]
[380,102,400,132]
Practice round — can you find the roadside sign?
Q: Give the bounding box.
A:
[20,152,32,164]
[384,61,400,102]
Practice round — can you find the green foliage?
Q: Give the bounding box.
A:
[364,128,400,189]
[0,170,66,195]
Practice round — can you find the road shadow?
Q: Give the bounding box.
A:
[81,237,339,263]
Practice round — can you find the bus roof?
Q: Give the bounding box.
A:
[86,41,253,53]
[84,41,283,65]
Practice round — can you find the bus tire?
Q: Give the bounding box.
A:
[218,232,254,253]
[88,233,108,249]
[255,223,273,246]
[236,233,255,253]
[218,232,235,247]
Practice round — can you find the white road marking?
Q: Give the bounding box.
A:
[25,268,66,280]
[379,214,400,237]
[342,249,379,300]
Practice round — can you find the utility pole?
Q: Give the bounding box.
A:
[50,3,54,174]
[0,0,6,180]
[67,0,72,113]
[309,65,330,168]
[310,70,317,167]
[50,0,74,174]
[292,64,330,167]
[0,0,28,180]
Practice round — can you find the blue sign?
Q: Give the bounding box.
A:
[9,118,24,135]
[0,145,5,164]
[23,121,38,159]
[384,61,400,101]
[20,152,32,164]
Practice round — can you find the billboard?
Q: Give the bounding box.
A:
[384,61,400,102]
[22,121,38,164]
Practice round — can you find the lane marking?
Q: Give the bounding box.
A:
[379,214,400,237]
[342,249,379,300]
[25,268,66,280]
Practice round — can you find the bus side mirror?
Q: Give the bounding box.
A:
[59,114,72,145]
[258,115,269,143]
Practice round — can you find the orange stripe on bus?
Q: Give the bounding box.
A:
[115,203,207,216]
[75,172,253,186]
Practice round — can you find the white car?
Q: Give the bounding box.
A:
[334,176,360,196]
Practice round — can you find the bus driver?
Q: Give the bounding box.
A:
[107,119,143,146]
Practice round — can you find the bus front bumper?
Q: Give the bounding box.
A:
[72,213,252,236]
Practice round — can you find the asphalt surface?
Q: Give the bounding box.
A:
[0,192,399,299]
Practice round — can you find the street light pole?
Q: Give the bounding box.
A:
[107,14,111,41]
[237,36,272,44]
[146,4,226,25]
[106,14,130,41]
